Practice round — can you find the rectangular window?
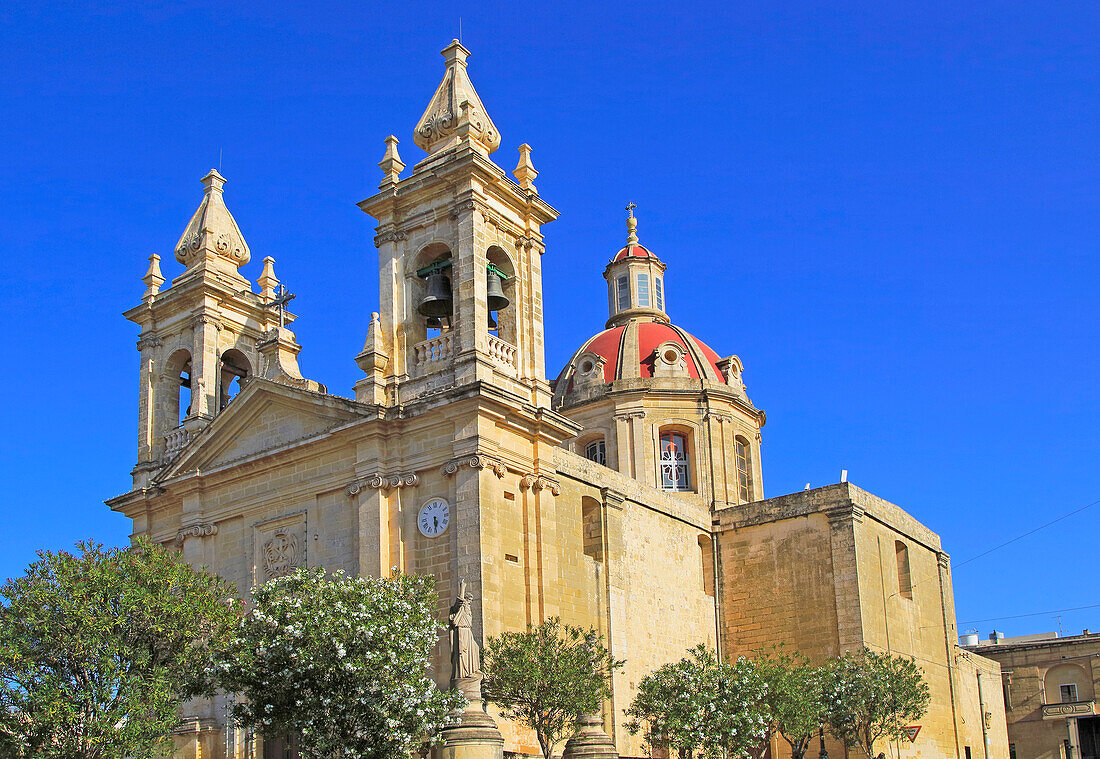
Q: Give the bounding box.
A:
[636,273,650,307]
[1061,684,1079,703]
[616,276,630,311]
[735,439,751,502]
[655,277,664,311]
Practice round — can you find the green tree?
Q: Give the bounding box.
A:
[216,568,463,759]
[482,617,622,759]
[0,538,239,759]
[753,646,827,759]
[821,647,930,758]
[625,644,772,759]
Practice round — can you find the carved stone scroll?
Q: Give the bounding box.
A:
[439,454,506,479]
[174,522,217,547]
[519,474,561,496]
[345,472,420,497]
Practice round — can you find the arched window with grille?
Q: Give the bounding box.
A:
[584,439,607,466]
[735,437,752,502]
[659,430,691,491]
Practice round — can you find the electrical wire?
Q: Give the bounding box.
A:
[954,497,1100,569]
[957,604,1100,626]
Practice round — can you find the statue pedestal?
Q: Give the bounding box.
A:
[562,714,618,759]
[436,677,504,759]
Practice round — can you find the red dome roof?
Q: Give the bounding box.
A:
[557,320,728,389]
[611,243,658,262]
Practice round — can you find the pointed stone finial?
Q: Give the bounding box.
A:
[258,256,279,300]
[513,144,538,192]
[142,253,165,303]
[414,40,501,156]
[379,135,405,186]
[355,311,389,375]
[626,202,639,246]
[174,169,251,272]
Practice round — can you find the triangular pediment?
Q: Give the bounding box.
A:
[159,379,367,480]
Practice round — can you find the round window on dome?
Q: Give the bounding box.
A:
[663,348,680,364]
[579,360,594,374]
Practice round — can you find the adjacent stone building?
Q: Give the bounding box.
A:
[107,40,1006,759]
[966,631,1100,759]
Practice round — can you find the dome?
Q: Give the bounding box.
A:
[556,320,730,391]
[611,243,658,262]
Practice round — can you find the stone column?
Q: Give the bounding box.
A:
[826,503,865,653]
[188,314,220,421]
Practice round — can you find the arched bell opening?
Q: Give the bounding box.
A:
[218,348,251,411]
[412,244,454,345]
[486,246,516,345]
[163,349,193,429]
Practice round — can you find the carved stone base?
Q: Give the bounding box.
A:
[435,677,504,759]
[562,714,618,759]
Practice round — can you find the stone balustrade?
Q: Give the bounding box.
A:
[164,426,191,457]
[487,334,517,371]
[413,333,456,368]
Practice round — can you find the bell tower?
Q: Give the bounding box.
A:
[356,41,559,409]
[123,170,323,489]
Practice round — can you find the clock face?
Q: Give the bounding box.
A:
[417,498,451,538]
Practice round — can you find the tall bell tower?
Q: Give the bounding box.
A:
[356,41,559,409]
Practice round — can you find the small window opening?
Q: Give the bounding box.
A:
[698,534,715,597]
[655,277,664,311]
[581,497,602,560]
[895,540,913,599]
[584,440,607,466]
[636,272,650,307]
[659,431,691,491]
[616,276,630,311]
[735,438,751,502]
[1061,684,1079,703]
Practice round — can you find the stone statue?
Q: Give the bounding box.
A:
[450,579,480,683]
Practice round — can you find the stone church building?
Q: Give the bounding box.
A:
[107,41,1008,759]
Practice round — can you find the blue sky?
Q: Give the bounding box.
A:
[1,1,1097,638]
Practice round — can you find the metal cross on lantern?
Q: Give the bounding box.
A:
[265,284,295,328]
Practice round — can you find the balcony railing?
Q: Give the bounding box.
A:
[1042,700,1096,719]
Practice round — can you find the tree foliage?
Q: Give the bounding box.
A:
[821,647,930,758]
[752,646,827,759]
[216,568,463,759]
[625,644,772,759]
[0,538,239,759]
[482,617,622,759]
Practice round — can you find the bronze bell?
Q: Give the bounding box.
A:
[426,316,442,329]
[487,313,497,330]
[417,273,453,318]
[486,270,509,312]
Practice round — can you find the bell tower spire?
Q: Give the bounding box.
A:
[357,41,561,409]
[413,40,501,159]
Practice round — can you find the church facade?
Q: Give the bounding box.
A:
[107,41,1007,759]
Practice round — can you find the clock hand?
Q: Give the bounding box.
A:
[433,516,439,530]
